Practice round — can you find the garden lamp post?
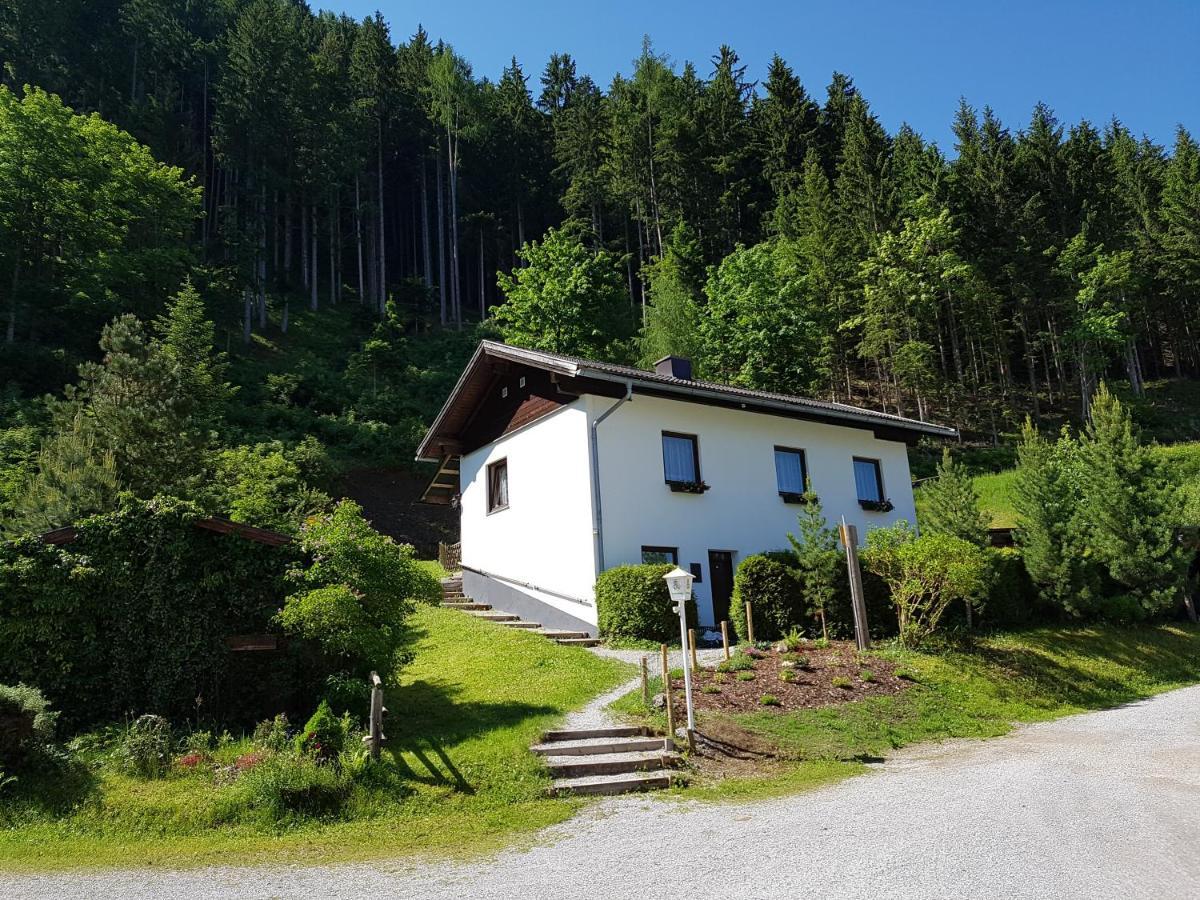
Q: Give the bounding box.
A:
[663,566,696,735]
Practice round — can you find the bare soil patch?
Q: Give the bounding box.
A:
[668,641,909,716]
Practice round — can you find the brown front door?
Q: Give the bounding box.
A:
[708,550,735,626]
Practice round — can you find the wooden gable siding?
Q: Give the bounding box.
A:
[458,366,575,454]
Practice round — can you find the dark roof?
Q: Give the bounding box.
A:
[416,340,958,461]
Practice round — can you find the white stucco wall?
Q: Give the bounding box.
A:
[459,402,599,625]
[591,393,918,626]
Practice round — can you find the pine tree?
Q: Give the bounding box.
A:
[787,490,839,640]
[1074,384,1188,616]
[921,448,989,546]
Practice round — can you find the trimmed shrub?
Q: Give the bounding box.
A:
[0,683,57,770]
[731,554,806,643]
[595,564,696,642]
[295,700,346,761]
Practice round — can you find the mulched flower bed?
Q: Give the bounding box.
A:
[668,641,910,715]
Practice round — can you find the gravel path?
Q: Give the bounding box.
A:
[12,685,1200,900]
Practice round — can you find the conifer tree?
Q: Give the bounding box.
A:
[787,490,839,640]
[921,448,989,546]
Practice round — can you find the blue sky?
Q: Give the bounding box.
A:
[323,0,1199,150]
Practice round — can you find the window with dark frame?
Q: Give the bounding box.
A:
[661,432,702,489]
[852,457,886,506]
[641,546,679,565]
[774,447,808,501]
[487,458,509,513]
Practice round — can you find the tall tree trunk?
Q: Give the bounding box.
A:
[448,126,462,327]
[376,120,386,315]
[437,150,447,325]
[355,178,365,303]
[421,160,432,292]
[281,299,290,334]
[257,184,267,329]
[310,204,318,311]
[330,195,338,305]
[1020,309,1040,423]
[283,193,293,285]
[242,287,252,344]
[479,228,485,320]
[6,250,20,344]
[301,201,309,290]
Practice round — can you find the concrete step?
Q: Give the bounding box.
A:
[471,612,519,622]
[549,770,677,796]
[542,725,647,742]
[441,602,492,611]
[531,735,667,756]
[499,620,542,629]
[555,636,602,647]
[537,629,591,640]
[544,750,673,779]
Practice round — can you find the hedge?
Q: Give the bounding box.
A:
[596,563,697,642]
[0,496,309,728]
[731,553,806,643]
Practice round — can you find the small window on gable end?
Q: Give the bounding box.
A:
[641,546,678,565]
[487,459,509,513]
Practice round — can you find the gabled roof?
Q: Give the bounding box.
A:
[416,340,958,461]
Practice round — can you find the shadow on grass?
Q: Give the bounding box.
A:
[970,624,1200,710]
[0,756,99,825]
[383,678,556,793]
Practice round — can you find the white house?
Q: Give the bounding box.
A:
[417,341,957,637]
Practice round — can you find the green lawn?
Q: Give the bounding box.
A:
[611,624,1200,802]
[0,605,632,871]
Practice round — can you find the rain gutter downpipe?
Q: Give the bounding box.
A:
[590,380,633,575]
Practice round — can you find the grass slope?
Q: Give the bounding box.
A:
[0,605,632,872]
[612,624,1200,802]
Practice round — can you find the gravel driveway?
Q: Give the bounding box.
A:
[11,684,1200,900]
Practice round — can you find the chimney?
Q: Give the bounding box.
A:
[654,355,693,381]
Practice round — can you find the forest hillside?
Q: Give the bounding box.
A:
[2,1,1200,538]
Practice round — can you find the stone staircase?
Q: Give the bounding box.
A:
[531,726,683,795]
[440,575,601,648]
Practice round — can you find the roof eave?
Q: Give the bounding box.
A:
[579,368,958,440]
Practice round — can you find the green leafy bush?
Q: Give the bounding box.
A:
[758,694,781,706]
[279,500,440,679]
[295,701,346,761]
[0,683,57,770]
[863,522,988,647]
[716,651,756,673]
[116,714,173,778]
[595,563,696,642]
[252,714,292,753]
[731,553,806,643]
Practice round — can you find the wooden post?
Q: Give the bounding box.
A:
[660,643,675,738]
[745,600,755,644]
[363,671,385,759]
[839,521,872,651]
[688,628,698,673]
[640,656,650,707]
[720,621,730,660]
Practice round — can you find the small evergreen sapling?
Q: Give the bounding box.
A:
[787,488,840,640]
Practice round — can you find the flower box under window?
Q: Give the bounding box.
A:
[779,491,816,505]
[858,498,894,512]
[667,479,710,494]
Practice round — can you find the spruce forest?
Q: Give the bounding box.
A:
[2,0,1200,536]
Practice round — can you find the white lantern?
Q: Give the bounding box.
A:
[663,566,696,736]
[663,566,694,610]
